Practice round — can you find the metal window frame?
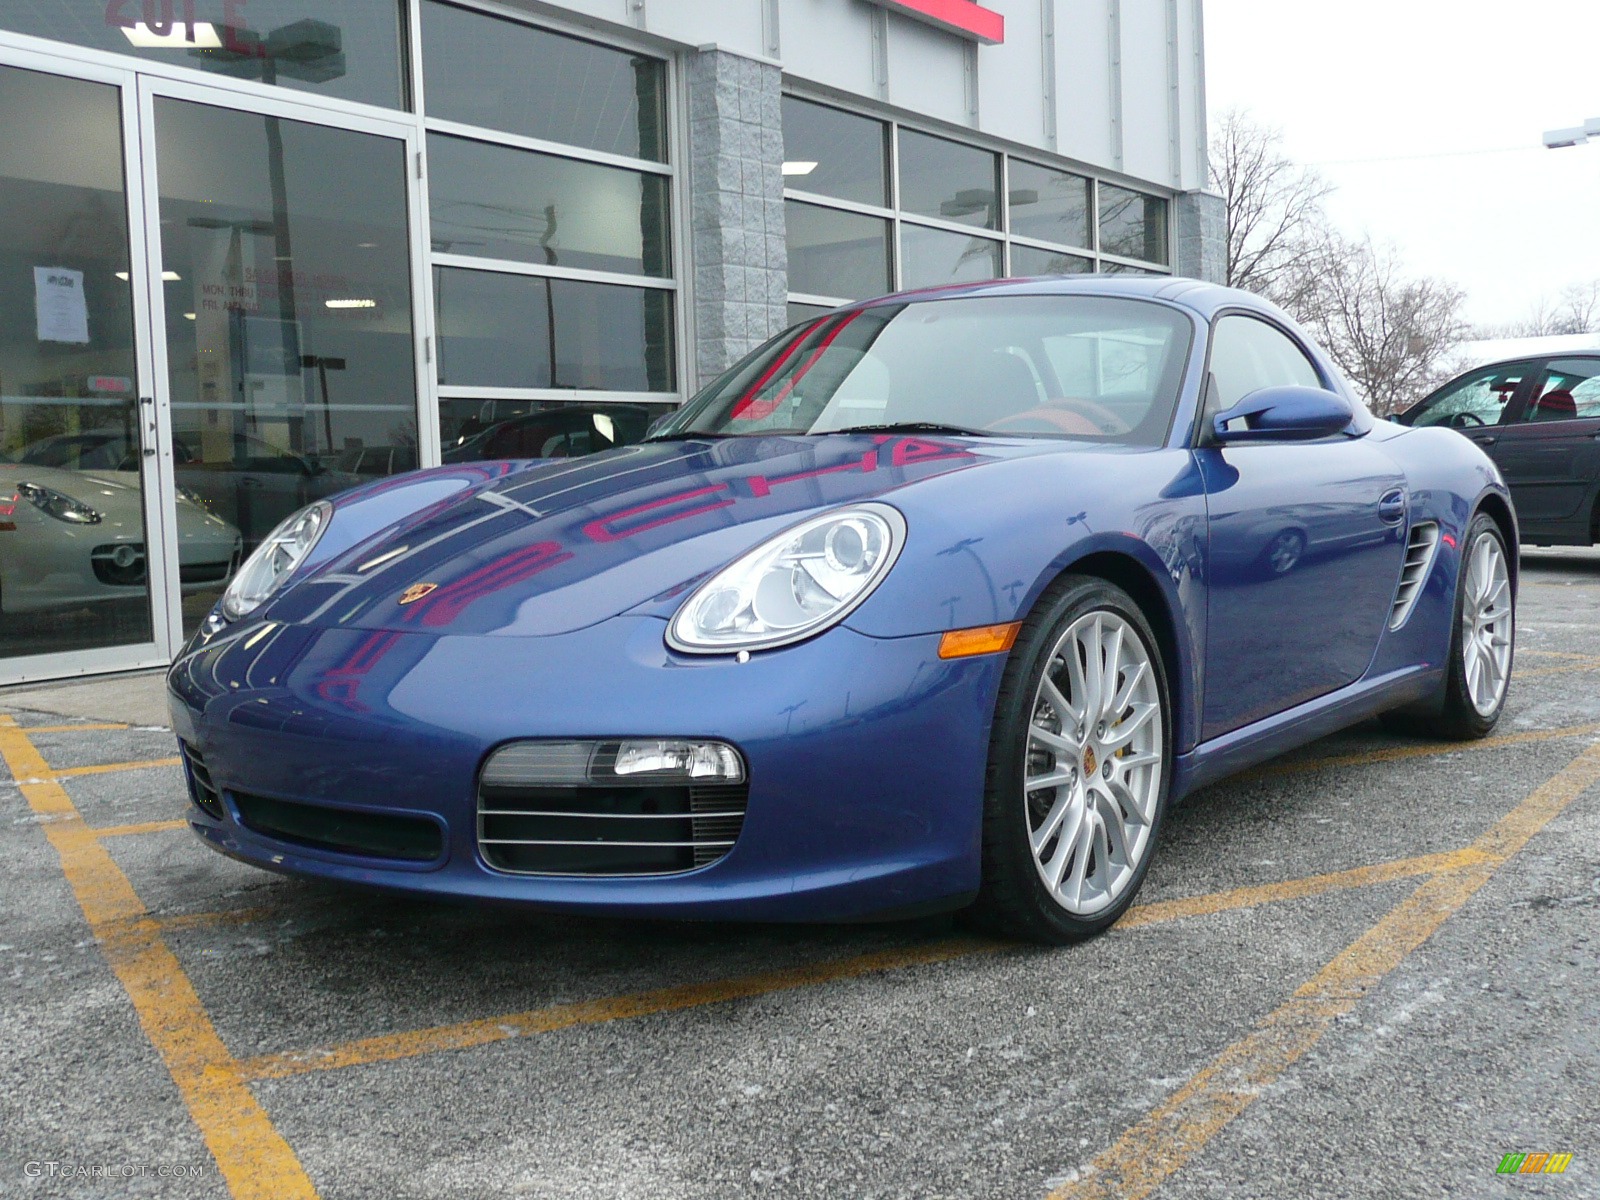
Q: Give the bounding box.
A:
[0,45,173,687]
[779,87,1176,314]
[0,3,691,685]
[412,0,686,408]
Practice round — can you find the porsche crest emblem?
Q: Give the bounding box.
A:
[397,583,438,605]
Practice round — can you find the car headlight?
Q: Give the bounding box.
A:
[176,486,207,509]
[667,503,905,654]
[17,481,102,525]
[220,501,332,621]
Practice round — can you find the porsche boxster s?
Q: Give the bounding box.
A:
[0,457,242,618]
[167,278,1517,943]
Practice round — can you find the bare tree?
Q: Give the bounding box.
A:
[1208,108,1333,297]
[1480,280,1600,338]
[1287,232,1469,416]
[1555,280,1600,333]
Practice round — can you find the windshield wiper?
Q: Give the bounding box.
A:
[818,421,994,437]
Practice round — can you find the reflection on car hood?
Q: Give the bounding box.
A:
[264,434,1069,636]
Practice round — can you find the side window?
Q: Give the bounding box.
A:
[1410,362,1531,428]
[1205,315,1322,421]
[1521,358,1600,423]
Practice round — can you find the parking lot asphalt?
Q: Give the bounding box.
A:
[3,548,1598,1199]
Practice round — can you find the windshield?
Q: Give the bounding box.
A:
[662,295,1194,445]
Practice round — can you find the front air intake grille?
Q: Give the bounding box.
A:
[233,792,443,862]
[178,741,223,819]
[1390,521,1441,630]
[179,560,234,585]
[478,740,748,876]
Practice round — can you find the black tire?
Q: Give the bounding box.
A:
[1388,512,1514,741]
[970,575,1173,944]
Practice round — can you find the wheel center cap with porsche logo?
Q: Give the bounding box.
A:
[1082,746,1098,777]
[397,582,438,605]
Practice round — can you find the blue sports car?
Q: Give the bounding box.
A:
[168,278,1517,943]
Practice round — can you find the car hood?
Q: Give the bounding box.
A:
[259,433,1089,637]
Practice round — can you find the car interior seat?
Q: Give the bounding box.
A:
[1532,389,1577,420]
[891,348,1041,428]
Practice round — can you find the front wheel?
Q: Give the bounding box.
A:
[1397,513,1514,740]
[973,577,1172,944]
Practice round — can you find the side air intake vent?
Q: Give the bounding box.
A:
[1390,521,1440,630]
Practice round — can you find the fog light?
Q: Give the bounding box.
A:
[481,739,746,788]
[612,740,744,782]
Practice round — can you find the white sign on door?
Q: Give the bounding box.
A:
[34,267,91,344]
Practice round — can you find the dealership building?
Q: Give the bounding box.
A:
[0,0,1220,684]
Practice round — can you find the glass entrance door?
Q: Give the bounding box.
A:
[139,79,424,637]
[0,55,166,683]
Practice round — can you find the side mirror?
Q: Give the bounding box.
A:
[1212,386,1355,444]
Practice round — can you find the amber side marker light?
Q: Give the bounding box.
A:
[938,622,1022,659]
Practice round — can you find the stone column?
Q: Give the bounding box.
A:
[1173,190,1226,284]
[684,47,789,390]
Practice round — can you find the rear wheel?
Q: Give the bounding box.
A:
[973,576,1172,943]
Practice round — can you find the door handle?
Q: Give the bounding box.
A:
[1378,490,1407,525]
[1470,434,1498,446]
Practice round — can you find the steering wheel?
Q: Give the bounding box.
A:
[988,398,1132,437]
[1450,412,1486,428]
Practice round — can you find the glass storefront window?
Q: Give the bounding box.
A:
[780,96,888,207]
[427,134,670,276]
[1010,245,1092,277]
[898,129,998,230]
[786,301,837,327]
[0,65,159,661]
[900,225,1002,290]
[0,2,406,110]
[434,268,674,393]
[785,201,891,301]
[1099,185,1170,265]
[440,400,656,462]
[1008,161,1091,249]
[152,96,418,610]
[420,1,666,162]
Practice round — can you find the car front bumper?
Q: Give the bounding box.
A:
[167,615,1003,921]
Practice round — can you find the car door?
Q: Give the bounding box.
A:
[1196,314,1408,740]
[1401,359,1535,486]
[1485,357,1600,543]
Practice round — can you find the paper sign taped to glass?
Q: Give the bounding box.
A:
[34,266,90,344]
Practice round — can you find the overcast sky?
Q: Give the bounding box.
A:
[1203,0,1600,329]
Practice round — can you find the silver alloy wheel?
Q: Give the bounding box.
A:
[1024,610,1164,915]
[1461,530,1513,715]
[1268,530,1304,574]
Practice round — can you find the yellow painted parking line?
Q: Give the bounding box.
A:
[1520,657,1600,679]
[234,846,1485,1082]
[0,718,317,1200]
[14,722,133,734]
[1260,720,1600,778]
[155,906,277,933]
[54,756,182,779]
[238,936,1005,1080]
[1047,740,1600,1200]
[1117,847,1490,929]
[95,818,189,838]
